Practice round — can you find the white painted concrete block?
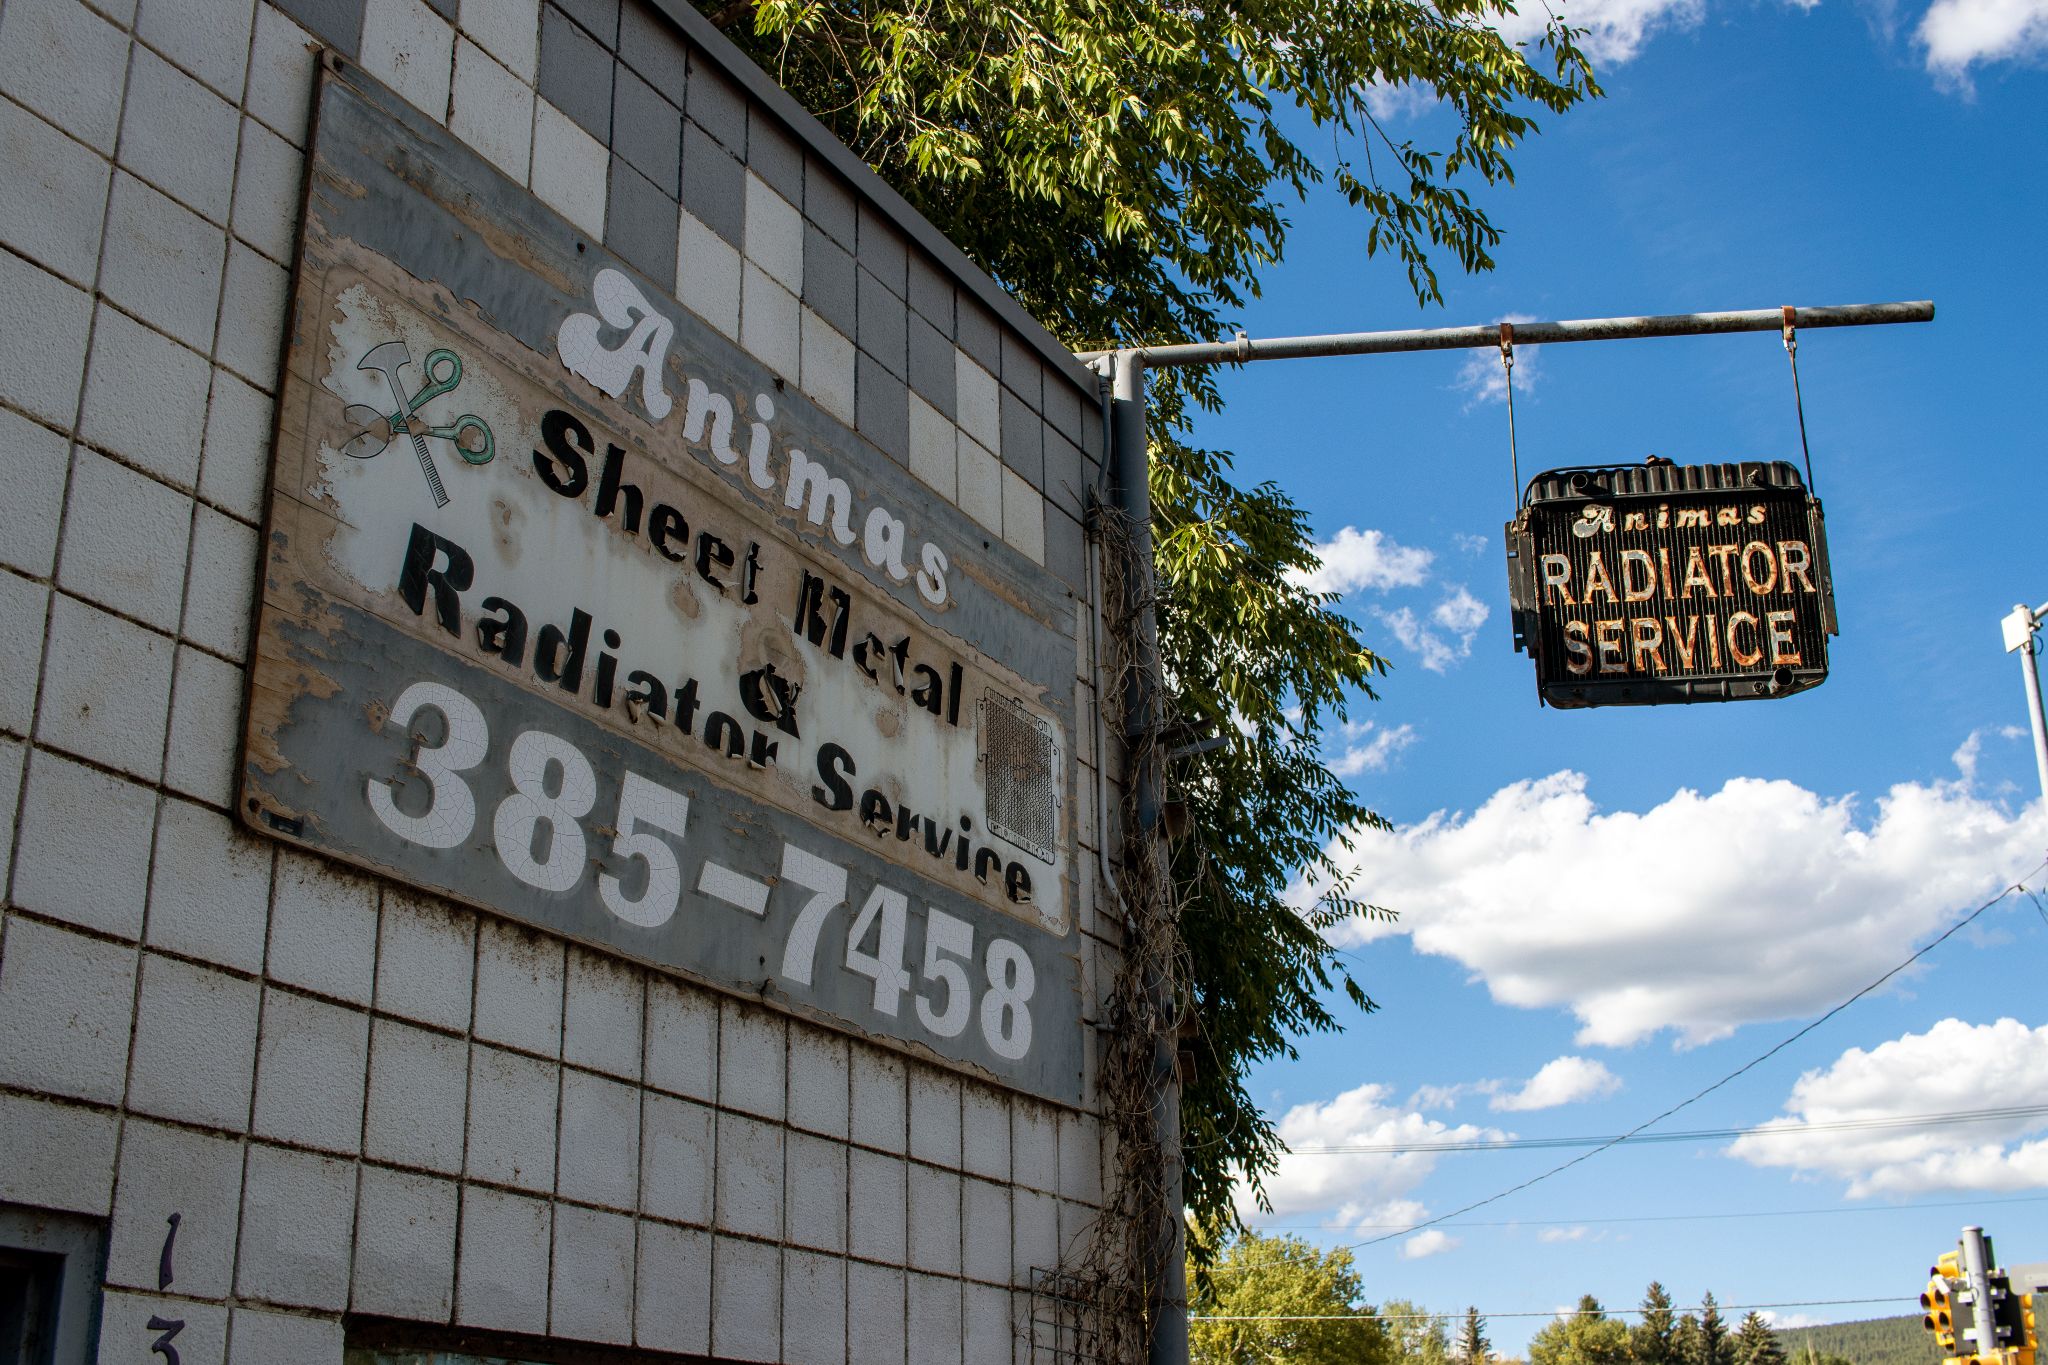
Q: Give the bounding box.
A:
[361,0,456,120]
[364,1016,469,1175]
[101,172,227,352]
[907,1164,962,1276]
[783,1247,848,1365]
[718,1000,786,1120]
[563,946,643,1080]
[714,1110,785,1241]
[351,1164,458,1320]
[1011,1101,1059,1193]
[784,1130,848,1255]
[1058,1197,1097,1267]
[711,1235,783,1363]
[907,393,955,501]
[550,1203,635,1345]
[849,1046,907,1153]
[0,408,70,576]
[0,248,92,427]
[0,742,20,893]
[1058,1112,1103,1205]
[451,38,534,181]
[800,308,856,426]
[127,951,258,1128]
[164,645,244,806]
[461,0,539,83]
[214,240,290,389]
[955,350,1001,454]
[37,592,172,780]
[246,5,316,146]
[635,1221,711,1355]
[1011,1188,1058,1281]
[0,0,130,155]
[120,45,239,223]
[0,1091,117,1215]
[236,1143,356,1310]
[848,1149,907,1264]
[227,1307,345,1365]
[100,1292,227,1365]
[59,448,193,630]
[182,504,259,659]
[558,1068,642,1211]
[0,915,136,1104]
[466,1043,559,1192]
[146,797,270,972]
[0,574,44,738]
[957,432,1002,535]
[1002,467,1045,564]
[639,1091,713,1227]
[964,1282,1017,1364]
[77,303,210,488]
[107,1118,243,1296]
[675,210,741,342]
[908,1272,964,1365]
[375,890,475,1033]
[137,0,255,99]
[961,1177,1010,1285]
[231,116,305,265]
[530,97,605,240]
[199,367,273,522]
[741,261,801,383]
[644,976,716,1101]
[786,1026,849,1139]
[745,171,803,292]
[908,1068,962,1169]
[0,92,112,286]
[474,918,564,1055]
[268,849,379,1006]
[847,1261,907,1365]
[15,748,156,940]
[253,988,371,1155]
[455,1185,551,1334]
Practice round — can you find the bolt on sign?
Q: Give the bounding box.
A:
[242,62,1086,1103]
[1504,460,1838,708]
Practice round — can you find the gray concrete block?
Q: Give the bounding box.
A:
[802,223,856,337]
[856,266,907,379]
[961,1177,1009,1285]
[908,1272,964,1365]
[467,1043,559,1192]
[856,202,906,299]
[456,1184,550,1334]
[364,1015,469,1174]
[102,1292,228,1365]
[684,49,744,152]
[248,5,321,143]
[847,1261,906,1365]
[635,1219,711,1353]
[907,252,953,337]
[849,1045,906,1152]
[1001,333,1042,412]
[639,1091,711,1226]
[555,0,619,45]
[558,1068,641,1210]
[236,1143,356,1310]
[805,157,856,251]
[1045,504,1086,597]
[908,1069,962,1170]
[717,1000,785,1120]
[0,409,69,576]
[618,0,685,93]
[710,1235,781,1363]
[787,1026,848,1139]
[101,172,226,353]
[538,5,611,141]
[713,1110,783,1241]
[848,1149,906,1264]
[164,645,244,807]
[785,1130,847,1256]
[643,976,715,1100]
[58,448,193,630]
[1058,1197,1096,1265]
[0,744,18,892]
[474,917,564,1056]
[956,295,1000,373]
[214,240,290,390]
[0,575,45,739]
[77,303,210,488]
[1044,429,1085,521]
[268,850,379,1006]
[907,1164,961,1275]
[227,1306,345,1364]
[1045,374,1090,450]
[252,988,371,1155]
[1000,387,1043,488]
[0,915,136,1104]
[120,44,239,224]
[232,117,307,265]
[906,313,955,420]
[127,950,258,1128]
[605,157,678,297]
[550,1203,634,1344]
[612,63,680,196]
[681,119,743,248]
[37,592,173,781]
[269,0,365,56]
[0,93,110,287]
[0,0,130,155]
[0,248,93,428]
[750,113,803,206]
[15,749,156,941]
[462,0,542,82]
[855,351,908,465]
[563,946,643,1080]
[350,1163,458,1320]
[783,1247,848,1365]
[961,1086,1009,1182]
[374,890,474,1033]
[0,1091,117,1215]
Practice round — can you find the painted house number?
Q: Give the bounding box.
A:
[367,680,1036,1060]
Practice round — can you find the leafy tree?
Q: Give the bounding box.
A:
[1736,1313,1788,1365]
[1698,1294,1733,1365]
[1633,1283,1678,1365]
[702,0,1600,1231]
[1187,1230,1395,1365]
[1462,1307,1493,1365]
[1530,1297,1631,1365]
[1385,1298,1454,1365]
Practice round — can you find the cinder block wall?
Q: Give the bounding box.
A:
[0,0,1125,1360]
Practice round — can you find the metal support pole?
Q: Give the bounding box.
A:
[1961,1227,2001,1358]
[2003,603,2048,807]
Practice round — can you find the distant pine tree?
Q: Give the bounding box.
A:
[1701,1294,1733,1365]
[1462,1307,1492,1365]
[1738,1312,1789,1365]
[1635,1283,1678,1365]
[1674,1312,1704,1365]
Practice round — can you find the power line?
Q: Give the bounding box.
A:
[1346,859,2048,1251]
[1250,1190,2048,1233]
[1288,1103,2048,1155]
[1190,1297,1916,1324]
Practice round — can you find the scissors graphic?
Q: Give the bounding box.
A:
[342,342,495,507]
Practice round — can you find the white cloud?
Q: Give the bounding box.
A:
[1330,721,1419,778]
[1454,314,1542,407]
[1402,1229,1461,1259]
[1312,770,2043,1047]
[1454,532,1489,557]
[1492,0,1705,63]
[1491,1056,1624,1111]
[1433,585,1491,636]
[1766,1313,1822,1330]
[1292,527,1434,596]
[1729,1018,2048,1196]
[1378,587,1491,672]
[1953,725,2029,782]
[1538,1225,1594,1243]
[1363,80,1442,120]
[1250,1083,1508,1236]
[1919,0,2048,79]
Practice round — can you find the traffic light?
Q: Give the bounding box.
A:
[1926,1276,1961,1357]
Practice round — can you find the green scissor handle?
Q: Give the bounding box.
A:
[386,350,495,465]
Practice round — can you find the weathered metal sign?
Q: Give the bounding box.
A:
[242,63,1085,1102]
[1505,460,1837,708]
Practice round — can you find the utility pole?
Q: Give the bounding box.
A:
[1087,299,1934,1365]
[2001,602,2048,806]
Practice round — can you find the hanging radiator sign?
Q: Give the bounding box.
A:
[1504,460,1837,708]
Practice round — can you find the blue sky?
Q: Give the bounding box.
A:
[1186,0,2048,1347]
